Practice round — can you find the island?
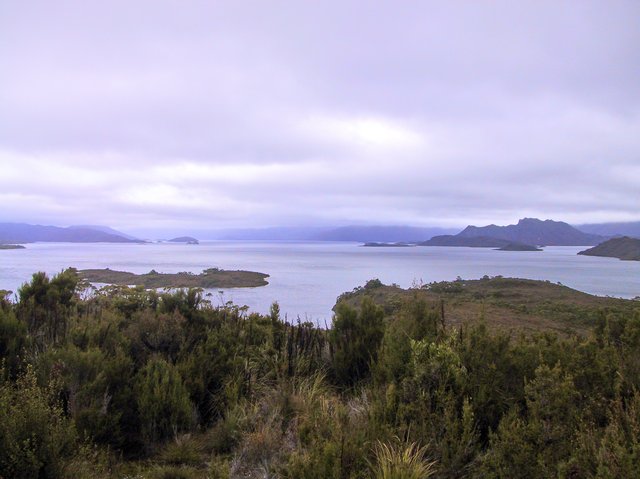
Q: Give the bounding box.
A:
[362,242,415,247]
[168,236,199,244]
[578,236,640,261]
[495,242,542,251]
[79,267,269,288]
[0,244,25,250]
[421,235,511,247]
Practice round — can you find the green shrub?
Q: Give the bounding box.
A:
[0,365,78,479]
[136,357,195,444]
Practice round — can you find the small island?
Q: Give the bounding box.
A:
[495,242,542,251]
[0,244,26,250]
[578,236,640,261]
[79,267,269,288]
[362,242,415,247]
[420,235,511,247]
[169,236,199,244]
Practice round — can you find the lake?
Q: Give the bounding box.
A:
[0,241,638,323]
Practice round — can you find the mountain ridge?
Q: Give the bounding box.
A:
[439,218,604,246]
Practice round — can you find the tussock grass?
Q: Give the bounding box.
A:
[372,439,436,479]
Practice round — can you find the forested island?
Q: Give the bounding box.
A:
[79,267,269,288]
[495,242,542,251]
[1,270,639,478]
[0,244,25,250]
[168,236,199,244]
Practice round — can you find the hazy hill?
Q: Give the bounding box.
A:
[0,223,143,244]
[69,224,139,240]
[314,225,457,242]
[578,236,640,261]
[455,218,604,246]
[575,221,640,238]
[216,226,330,240]
[213,225,457,242]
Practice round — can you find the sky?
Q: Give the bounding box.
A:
[1,1,639,235]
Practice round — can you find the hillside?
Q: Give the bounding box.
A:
[336,276,637,337]
[0,222,143,244]
[445,218,603,246]
[578,236,640,261]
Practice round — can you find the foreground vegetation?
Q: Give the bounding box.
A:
[1,270,639,478]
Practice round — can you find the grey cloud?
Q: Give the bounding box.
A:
[0,1,638,231]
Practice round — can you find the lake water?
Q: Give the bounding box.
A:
[0,241,638,323]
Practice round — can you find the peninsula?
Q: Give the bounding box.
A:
[578,236,640,261]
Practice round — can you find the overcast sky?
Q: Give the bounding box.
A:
[1,1,639,234]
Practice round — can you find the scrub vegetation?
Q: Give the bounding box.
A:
[1,269,639,478]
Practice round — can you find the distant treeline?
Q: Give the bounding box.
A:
[1,270,639,478]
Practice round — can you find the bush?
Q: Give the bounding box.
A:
[136,357,195,444]
[0,365,78,479]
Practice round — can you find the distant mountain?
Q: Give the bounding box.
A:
[0,223,143,244]
[70,225,139,241]
[216,226,330,241]
[314,225,458,242]
[575,221,640,239]
[578,237,640,261]
[421,235,512,247]
[455,218,604,246]
[211,225,458,242]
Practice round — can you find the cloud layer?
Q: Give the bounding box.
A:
[1,1,639,233]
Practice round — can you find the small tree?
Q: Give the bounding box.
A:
[330,297,384,386]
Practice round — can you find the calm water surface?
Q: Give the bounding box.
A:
[1,241,638,323]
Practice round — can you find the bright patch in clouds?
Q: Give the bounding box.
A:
[304,115,425,151]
